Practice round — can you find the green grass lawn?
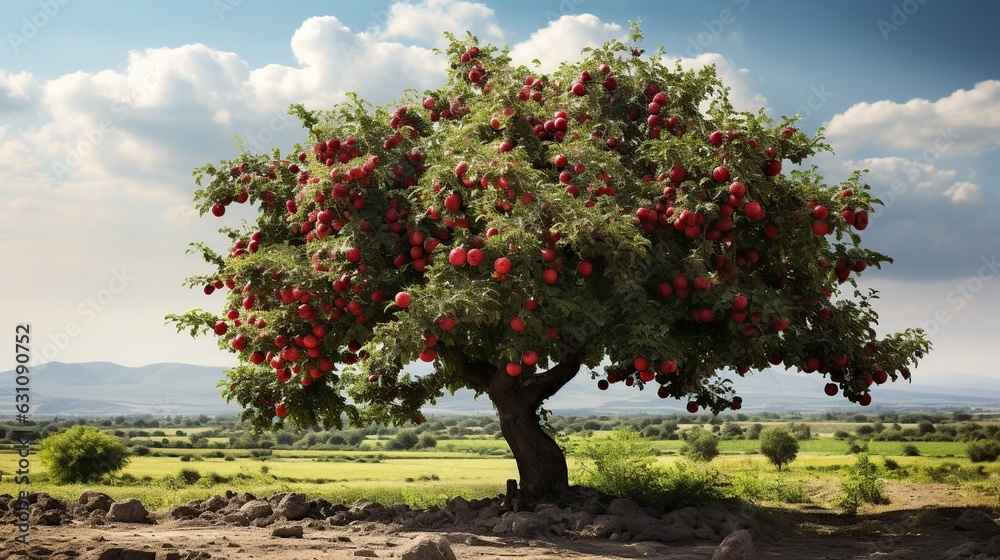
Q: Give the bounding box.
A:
[2,434,996,511]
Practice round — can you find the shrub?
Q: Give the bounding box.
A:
[178,468,201,485]
[38,425,131,484]
[572,428,664,505]
[758,427,799,471]
[967,441,1000,463]
[417,433,438,449]
[833,430,851,440]
[836,453,889,514]
[132,446,151,457]
[901,444,920,457]
[389,430,419,450]
[730,472,810,504]
[681,429,720,462]
[224,454,236,461]
[745,423,764,440]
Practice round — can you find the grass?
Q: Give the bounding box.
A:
[2,434,997,512]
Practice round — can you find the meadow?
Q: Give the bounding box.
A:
[2,412,998,512]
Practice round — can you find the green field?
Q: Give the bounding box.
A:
[3,431,998,511]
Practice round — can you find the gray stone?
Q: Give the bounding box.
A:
[107,499,150,523]
[201,495,228,512]
[79,491,114,513]
[507,511,550,537]
[605,498,660,534]
[586,514,626,537]
[276,493,310,521]
[167,505,202,520]
[222,513,249,526]
[239,499,273,520]
[398,535,458,560]
[413,509,453,528]
[96,549,156,560]
[635,523,696,545]
[954,509,998,531]
[35,495,65,511]
[565,510,594,531]
[944,541,979,560]
[712,529,756,560]
[271,525,304,538]
[352,550,378,557]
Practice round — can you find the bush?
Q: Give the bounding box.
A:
[758,427,799,471]
[178,468,201,485]
[745,423,764,440]
[967,441,1000,462]
[224,454,236,461]
[901,444,920,457]
[681,429,719,462]
[836,453,889,514]
[389,430,419,450]
[132,446,151,457]
[38,425,131,484]
[572,429,664,505]
[730,472,810,504]
[417,433,438,449]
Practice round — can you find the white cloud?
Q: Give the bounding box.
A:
[826,80,1000,157]
[674,52,767,112]
[943,181,982,203]
[0,70,41,113]
[509,14,625,73]
[379,0,503,46]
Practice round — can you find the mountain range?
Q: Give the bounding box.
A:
[1,361,998,418]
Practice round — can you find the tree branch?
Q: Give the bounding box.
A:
[435,345,495,393]
[528,350,582,403]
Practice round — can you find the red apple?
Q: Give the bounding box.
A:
[213,321,228,336]
[449,246,468,266]
[712,165,730,182]
[522,350,538,366]
[659,360,677,374]
[633,357,650,371]
[506,362,522,376]
[420,348,436,362]
[510,316,525,332]
[275,402,289,418]
[733,294,748,311]
[494,257,512,274]
[824,383,838,396]
[394,291,411,308]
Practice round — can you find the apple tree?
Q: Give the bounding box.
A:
[169,26,930,502]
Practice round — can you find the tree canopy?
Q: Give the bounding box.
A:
[169,25,930,500]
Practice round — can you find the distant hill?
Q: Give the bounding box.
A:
[1,362,997,418]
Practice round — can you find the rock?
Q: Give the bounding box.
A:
[167,505,202,520]
[87,510,106,526]
[412,509,452,528]
[505,511,550,537]
[584,514,626,537]
[712,529,756,560]
[96,549,156,560]
[397,535,457,560]
[276,493,310,521]
[35,495,65,511]
[201,496,228,513]
[944,541,979,560]
[605,498,660,534]
[222,513,249,526]
[79,491,114,513]
[239,499,273,521]
[29,508,64,526]
[352,550,378,558]
[635,523,696,545]
[447,496,473,520]
[467,498,493,510]
[954,509,999,531]
[694,525,718,540]
[107,499,150,524]
[271,525,304,538]
[565,511,594,531]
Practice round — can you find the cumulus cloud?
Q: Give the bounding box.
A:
[378,0,503,46]
[0,70,41,113]
[674,52,767,112]
[508,14,625,73]
[826,80,1000,157]
[943,181,982,203]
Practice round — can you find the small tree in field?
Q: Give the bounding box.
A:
[169,25,930,502]
[682,428,719,462]
[39,425,131,484]
[759,426,799,471]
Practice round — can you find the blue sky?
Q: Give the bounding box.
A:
[1,0,998,389]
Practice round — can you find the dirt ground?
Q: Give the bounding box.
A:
[4,483,998,560]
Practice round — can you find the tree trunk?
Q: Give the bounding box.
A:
[489,382,569,502]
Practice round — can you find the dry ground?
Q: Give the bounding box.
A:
[3,483,998,560]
